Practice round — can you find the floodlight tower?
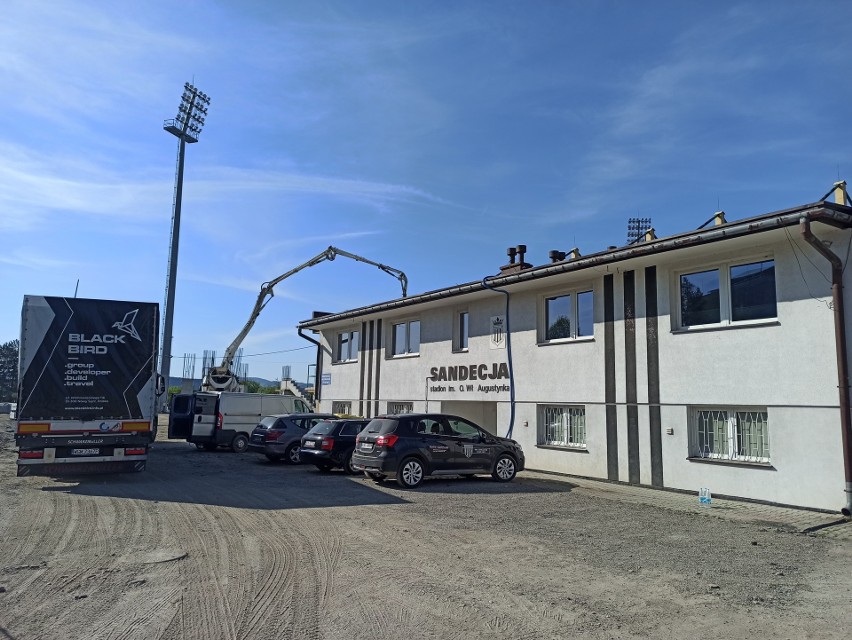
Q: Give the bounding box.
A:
[161,82,211,390]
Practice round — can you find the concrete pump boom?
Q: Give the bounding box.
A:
[202,246,408,392]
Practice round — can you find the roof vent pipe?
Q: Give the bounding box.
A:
[643,228,657,242]
[714,211,727,226]
[516,244,527,265]
[506,246,517,264]
[548,250,566,263]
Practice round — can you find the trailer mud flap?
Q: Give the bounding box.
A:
[17,460,146,477]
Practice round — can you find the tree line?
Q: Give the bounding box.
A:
[0,339,18,402]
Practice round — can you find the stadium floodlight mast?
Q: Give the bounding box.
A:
[160,82,211,394]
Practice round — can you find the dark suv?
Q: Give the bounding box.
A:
[300,418,370,473]
[247,413,336,463]
[351,413,525,489]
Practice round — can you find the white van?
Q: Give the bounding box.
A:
[167,392,312,452]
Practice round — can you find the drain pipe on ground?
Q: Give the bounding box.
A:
[482,276,516,439]
[800,215,852,516]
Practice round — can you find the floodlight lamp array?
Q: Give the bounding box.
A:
[172,83,211,138]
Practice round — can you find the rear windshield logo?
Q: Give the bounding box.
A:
[112,309,141,341]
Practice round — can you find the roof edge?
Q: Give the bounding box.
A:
[299,201,852,329]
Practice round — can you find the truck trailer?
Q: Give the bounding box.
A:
[15,295,163,476]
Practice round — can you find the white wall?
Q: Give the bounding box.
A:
[312,224,852,510]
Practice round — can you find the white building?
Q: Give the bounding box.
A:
[298,188,852,513]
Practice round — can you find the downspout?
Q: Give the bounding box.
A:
[800,215,852,516]
[298,327,323,408]
[481,276,516,439]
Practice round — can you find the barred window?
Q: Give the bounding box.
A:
[538,405,586,448]
[387,402,413,414]
[692,408,770,463]
[332,401,352,415]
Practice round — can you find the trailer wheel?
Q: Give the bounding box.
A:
[231,434,249,454]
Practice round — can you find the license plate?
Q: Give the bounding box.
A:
[304,441,315,448]
[359,443,373,452]
[71,448,100,456]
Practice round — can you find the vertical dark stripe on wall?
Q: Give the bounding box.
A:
[645,266,664,487]
[373,319,382,417]
[624,270,640,485]
[365,321,374,418]
[358,321,367,417]
[604,274,619,481]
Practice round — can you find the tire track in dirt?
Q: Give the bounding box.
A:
[163,502,241,640]
[228,507,297,640]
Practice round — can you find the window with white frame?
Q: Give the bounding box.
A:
[387,402,413,414]
[332,401,352,415]
[456,311,469,351]
[391,320,420,356]
[679,259,776,329]
[691,407,770,463]
[335,330,360,362]
[542,290,593,342]
[538,405,586,448]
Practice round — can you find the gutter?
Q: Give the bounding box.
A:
[297,328,323,406]
[800,213,852,516]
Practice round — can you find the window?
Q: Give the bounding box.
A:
[542,290,593,341]
[447,417,483,438]
[387,402,413,414]
[679,259,776,328]
[538,405,586,448]
[335,330,359,362]
[392,320,420,356]
[456,311,469,351]
[691,408,770,463]
[332,401,351,415]
[341,422,364,436]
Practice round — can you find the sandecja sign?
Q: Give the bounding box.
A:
[428,363,510,395]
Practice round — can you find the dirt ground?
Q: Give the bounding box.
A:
[0,415,850,640]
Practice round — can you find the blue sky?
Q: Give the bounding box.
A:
[2,1,851,383]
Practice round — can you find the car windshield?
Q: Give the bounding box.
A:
[307,421,335,436]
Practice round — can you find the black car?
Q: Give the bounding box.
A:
[247,413,337,463]
[300,418,370,473]
[351,413,525,489]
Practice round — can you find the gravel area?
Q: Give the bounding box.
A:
[0,415,849,639]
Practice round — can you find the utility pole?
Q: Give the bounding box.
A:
[161,83,211,391]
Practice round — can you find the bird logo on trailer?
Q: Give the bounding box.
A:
[112,309,142,341]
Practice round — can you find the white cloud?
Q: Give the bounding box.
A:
[0,251,74,270]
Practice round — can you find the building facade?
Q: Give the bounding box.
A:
[298,195,852,512]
